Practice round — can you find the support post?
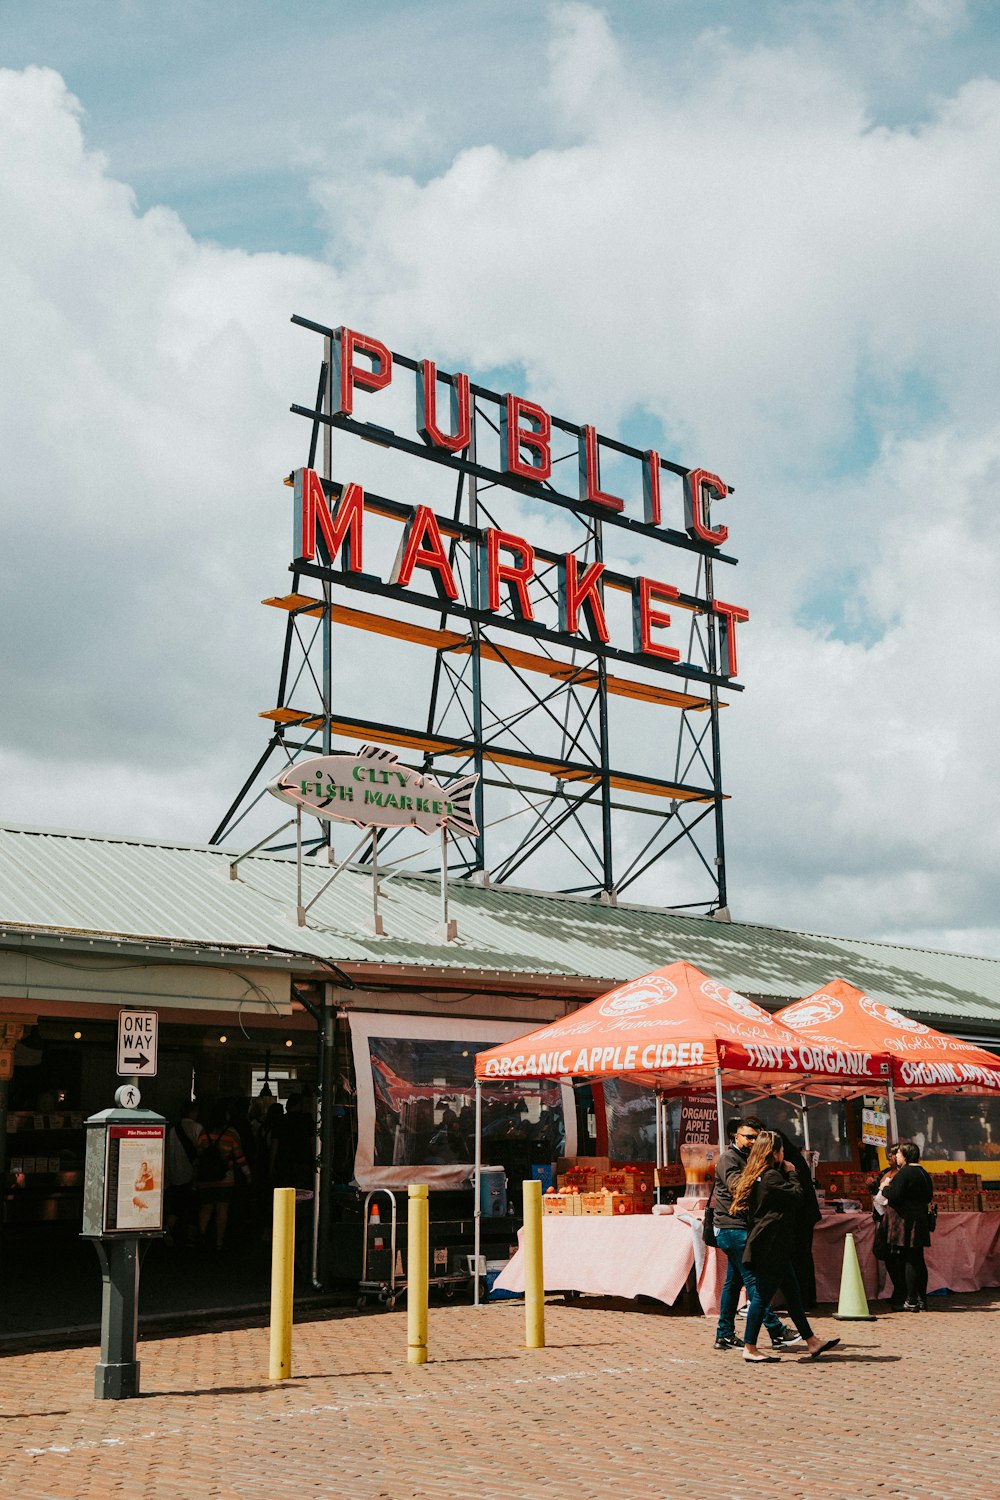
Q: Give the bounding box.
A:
[269,1187,296,1380]
[315,994,336,1286]
[370,830,384,936]
[437,826,457,941]
[473,1080,483,1307]
[407,1184,429,1365]
[800,1093,812,1154]
[522,1178,545,1349]
[887,1081,899,1144]
[593,517,614,896]
[295,806,305,926]
[93,1238,141,1399]
[466,413,486,874]
[655,1093,663,1170]
[714,1067,726,1153]
[704,551,728,913]
[321,332,333,864]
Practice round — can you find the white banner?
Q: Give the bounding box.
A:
[349,1010,577,1191]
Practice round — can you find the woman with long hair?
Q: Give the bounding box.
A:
[730,1131,840,1364]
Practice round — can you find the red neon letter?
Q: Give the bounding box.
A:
[500,395,551,482]
[559,556,609,642]
[684,469,729,546]
[483,529,535,621]
[391,505,458,601]
[633,578,681,661]
[293,468,364,572]
[712,599,750,677]
[333,327,392,416]
[578,425,624,513]
[417,361,471,453]
[643,450,662,526]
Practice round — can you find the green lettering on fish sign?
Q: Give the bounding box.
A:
[432,800,443,814]
[402,796,414,810]
[338,786,354,802]
[365,790,385,806]
[416,797,431,813]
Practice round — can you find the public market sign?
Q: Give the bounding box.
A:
[268,745,479,836]
[288,324,749,686]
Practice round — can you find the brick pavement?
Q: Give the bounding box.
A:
[1,1292,997,1500]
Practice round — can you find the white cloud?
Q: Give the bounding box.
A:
[3,1,1000,953]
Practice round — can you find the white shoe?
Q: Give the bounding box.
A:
[772,1333,806,1350]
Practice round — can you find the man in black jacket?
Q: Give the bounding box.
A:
[712,1117,804,1351]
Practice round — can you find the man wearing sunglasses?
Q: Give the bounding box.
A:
[712,1117,804,1351]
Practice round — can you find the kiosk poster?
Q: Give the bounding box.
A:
[861,1107,888,1148]
[107,1124,165,1232]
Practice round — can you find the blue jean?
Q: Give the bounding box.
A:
[715,1227,785,1342]
[744,1260,814,1348]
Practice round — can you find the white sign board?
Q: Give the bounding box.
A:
[862,1107,888,1148]
[117,1010,158,1077]
[267,744,479,837]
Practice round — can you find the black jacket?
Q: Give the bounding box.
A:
[882,1163,934,1250]
[742,1165,803,1277]
[713,1145,751,1232]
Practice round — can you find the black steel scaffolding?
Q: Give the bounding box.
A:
[211,316,744,913]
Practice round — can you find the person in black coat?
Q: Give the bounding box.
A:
[881,1140,934,1311]
[869,1142,906,1310]
[730,1131,841,1363]
[776,1130,822,1311]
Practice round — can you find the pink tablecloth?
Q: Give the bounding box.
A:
[494,1212,717,1309]
[813,1210,1000,1302]
[495,1211,1000,1315]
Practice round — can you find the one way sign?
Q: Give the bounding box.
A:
[117,1009,158,1077]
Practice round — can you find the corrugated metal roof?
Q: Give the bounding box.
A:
[2,823,1000,1030]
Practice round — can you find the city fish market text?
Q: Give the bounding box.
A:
[268,745,479,836]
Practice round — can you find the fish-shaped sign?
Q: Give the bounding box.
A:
[267,744,479,837]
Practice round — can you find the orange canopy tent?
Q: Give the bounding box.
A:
[470,962,893,1304]
[775,978,1000,1136]
[474,961,891,1093]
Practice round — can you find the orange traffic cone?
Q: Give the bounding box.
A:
[370,1202,385,1250]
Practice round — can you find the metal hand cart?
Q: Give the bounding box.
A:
[356,1188,474,1310]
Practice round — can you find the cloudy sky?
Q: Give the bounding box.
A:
[3,0,1000,954]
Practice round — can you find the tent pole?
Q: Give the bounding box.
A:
[714,1067,726,1153]
[799,1093,811,1153]
[887,1079,899,1144]
[655,1092,663,1170]
[473,1079,482,1307]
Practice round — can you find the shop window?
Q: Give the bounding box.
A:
[895,1095,1000,1162]
[369,1035,564,1168]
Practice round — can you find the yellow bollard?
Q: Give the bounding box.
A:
[522,1178,545,1348]
[268,1187,296,1380]
[407,1183,429,1365]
